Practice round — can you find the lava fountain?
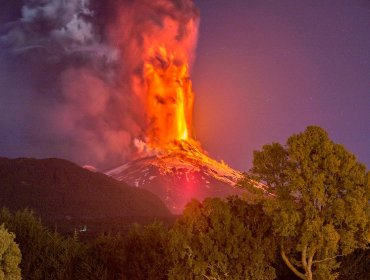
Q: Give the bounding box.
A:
[144,46,194,146]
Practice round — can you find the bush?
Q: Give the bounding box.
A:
[0,224,22,280]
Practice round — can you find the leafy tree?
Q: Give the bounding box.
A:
[243,126,369,280]
[0,224,21,280]
[0,208,82,280]
[169,197,276,280]
[79,233,125,280]
[122,222,171,280]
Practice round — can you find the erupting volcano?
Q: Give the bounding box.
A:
[106,0,267,213]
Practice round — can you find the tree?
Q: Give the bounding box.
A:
[0,209,82,280]
[77,233,124,280]
[243,126,370,280]
[122,222,171,280]
[168,197,276,280]
[0,224,22,280]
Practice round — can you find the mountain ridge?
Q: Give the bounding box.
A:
[0,157,171,222]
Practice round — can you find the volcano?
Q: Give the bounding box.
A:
[106,141,267,214]
[105,5,269,213]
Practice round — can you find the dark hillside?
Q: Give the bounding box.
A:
[0,157,171,225]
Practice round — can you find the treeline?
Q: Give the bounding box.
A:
[1,126,368,279]
[0,200,368,280]
[2,199,274,280]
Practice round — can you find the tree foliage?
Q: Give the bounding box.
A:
[77,233,124,280]
[0,224,21,280]
[0,208,82,280]
[244,126,370,280]
[122,222,171,280]
[169,197,276,280]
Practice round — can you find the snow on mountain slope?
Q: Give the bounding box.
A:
[106,141,268,214]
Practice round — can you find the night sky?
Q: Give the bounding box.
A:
[0,0,369,171]
[192,0,370,170]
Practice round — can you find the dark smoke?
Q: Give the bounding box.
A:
[0,0,199,169]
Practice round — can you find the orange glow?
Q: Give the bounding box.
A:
[144,46,194,146]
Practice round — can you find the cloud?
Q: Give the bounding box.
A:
[1,0,107,56]
[0,0,199,169]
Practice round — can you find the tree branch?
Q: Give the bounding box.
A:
[301,244,308,271]
[312,254,344,264]
[281,245,306,280]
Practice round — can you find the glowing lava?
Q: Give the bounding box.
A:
[144,46,194,147]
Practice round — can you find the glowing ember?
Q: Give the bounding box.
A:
[144,46,194,146]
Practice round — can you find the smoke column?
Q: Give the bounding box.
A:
[0,0,199,169]
[107,0,199,147]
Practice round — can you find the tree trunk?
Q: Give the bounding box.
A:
[306,270,313,280]
[306,251,315,280]
[301,244,313,280]
[280,246,306,280]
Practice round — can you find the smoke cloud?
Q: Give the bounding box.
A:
[0,0,199,169]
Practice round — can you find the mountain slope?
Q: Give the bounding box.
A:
[0,157,171,221]
[107,141,268,214]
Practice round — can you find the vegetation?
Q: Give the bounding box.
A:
[123,222,171,279]
[0,126,368,279]
[242,126,370,280]
[0,208,368,279]
[338,247,370,280]
[0,224,21,280]
[0,209,82,280]
[169,197,276,279]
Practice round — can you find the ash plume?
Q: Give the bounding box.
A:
[0,0,199,169]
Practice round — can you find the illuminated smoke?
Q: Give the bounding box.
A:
[107,0,199,147]
[0,0,199,168]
